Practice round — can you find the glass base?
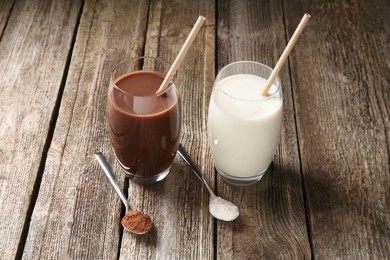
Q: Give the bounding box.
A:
[117,159,171,185]
[216,167,268,186]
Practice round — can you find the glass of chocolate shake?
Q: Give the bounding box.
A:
[107,57,181,184]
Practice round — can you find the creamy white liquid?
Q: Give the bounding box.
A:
[207,74,283,177]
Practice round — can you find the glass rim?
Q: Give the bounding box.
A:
[110,56,176,97]
[216,61,281,102]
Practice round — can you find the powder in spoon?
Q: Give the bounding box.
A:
[121,210,152,234]
[209,197,239,221]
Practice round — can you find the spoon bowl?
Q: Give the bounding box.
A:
[177,144,239,221]
[209,196,239,222]
[95,152,152,234]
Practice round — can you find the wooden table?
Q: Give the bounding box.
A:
[1,0,389,259]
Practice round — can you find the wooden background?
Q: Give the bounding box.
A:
[0,0,389,259]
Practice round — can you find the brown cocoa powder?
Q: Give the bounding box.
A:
[121,210,152,234]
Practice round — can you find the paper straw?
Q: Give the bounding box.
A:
[261,13,311,96]
[156,16,206,94]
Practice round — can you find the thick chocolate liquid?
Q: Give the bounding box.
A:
[108,71,181,178]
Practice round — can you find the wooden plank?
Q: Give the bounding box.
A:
[216,0,311,258]
[21,0,150,259]
[118,0,216,259]
[0,0,82,258]
[286,0,390,258]
[0,0,15,39]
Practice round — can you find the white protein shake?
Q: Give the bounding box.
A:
[207,73,282,180]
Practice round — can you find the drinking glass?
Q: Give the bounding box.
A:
[107,57,181,184]
[207,61,283,185]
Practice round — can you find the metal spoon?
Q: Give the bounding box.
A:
[177,144,239,221]
[95,152,152,234]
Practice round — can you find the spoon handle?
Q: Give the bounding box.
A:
[177,144,216,197]
[95,152,131,211]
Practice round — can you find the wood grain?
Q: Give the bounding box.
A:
[0,0,15,39]
[22,0,150,258]
[216,0,311,258]
[286,0,390,258]
[0,0,82,258]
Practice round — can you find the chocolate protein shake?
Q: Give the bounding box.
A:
[108,70,181,183]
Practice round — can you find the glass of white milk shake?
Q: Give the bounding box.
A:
[207,61,283,185]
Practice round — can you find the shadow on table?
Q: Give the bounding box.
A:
[214,163,312,257]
